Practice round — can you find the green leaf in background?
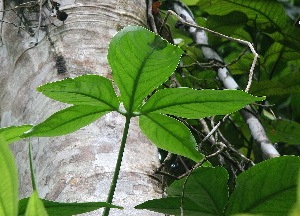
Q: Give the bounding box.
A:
[136,167,228,215]
[37,75,119,110]
[263,42,300,65]
[206,11,248,45]
[181,0,199,6]
[140,88,264,119]
[0,125,32,145]
[108,26,183,112]
[250,73,300,96]
[268,26,300,51]
[25,191,48,216]
[19,198,122,216]
[227,53,256,75]
[0,137,18,216]
[22,105,110,137]
[290,169,300,216]
[263,119,300,145]
[168,167,228,215]
[198,0,286,31]
[139,113,203,162]
[226,156,300,216]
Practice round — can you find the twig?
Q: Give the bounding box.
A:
[168,1,280,159]
[180,143,226,216]
[163,10,258,93]
[147,0,157,33]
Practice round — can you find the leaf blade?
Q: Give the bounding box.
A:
[0,125,32,145]
[198,0,286,31]
[139,113,203,162]
[0,137,18,216]
[167,167,229,215]
[226,156,300,216]
[108,26,183,112]
[19,198,122,216]
[136,167,228,215]
[25,191,48,216]
[37,75,119,110]
[22,105,110,137]
[140,88,264,118]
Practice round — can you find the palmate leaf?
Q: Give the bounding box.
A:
[19,197,122,216]
[139,113,204,162]
[0,137,18,216]
[108,26,183,112]
[136,167,228,215]
[37,75,119,110]
[198,0,286,31]
[140,88,264,119]
[226,156,300,216]
[22,105,110,137]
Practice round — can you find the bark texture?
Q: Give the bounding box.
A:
[0,1,162,215]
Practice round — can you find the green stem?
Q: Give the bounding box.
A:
[102,115,131,216]
[28,141,37,191]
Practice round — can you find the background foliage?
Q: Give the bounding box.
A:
[1,0,300,215]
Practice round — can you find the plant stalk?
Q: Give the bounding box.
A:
[102,115,131,216]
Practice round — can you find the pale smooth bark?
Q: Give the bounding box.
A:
[0,1,162,215]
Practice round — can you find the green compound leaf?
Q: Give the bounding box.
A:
[108,26,183,113]
[139,113,203,162]
[198,0,286,31]
[19,198,122,216]
[136,167,228,215]
[0,125,32,145]
[140,88,264,119]
[37,75,119,110]
[0,137,18,216]
[25,191,48,216]
[226,156,300,216]
[22,105,110,137]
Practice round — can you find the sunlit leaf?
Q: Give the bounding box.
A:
[139,113,203,162]
[19,198,122,216]
[226,156,300,216]
[181,0,199,6]
[0,125,32,145]
[0,137,18,216]
[198,0,286,31]
[22,105,110,137]
[25,191,48,216]
[140,88,264,119]
[289,169,300,216]
[37,75,119,110]
[108,26,183,112]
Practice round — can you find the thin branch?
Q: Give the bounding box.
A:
[180,143,226,216]
[163,9,258,92]
[147,0,157,33]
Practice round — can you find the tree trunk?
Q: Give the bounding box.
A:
[0,0,162,215]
